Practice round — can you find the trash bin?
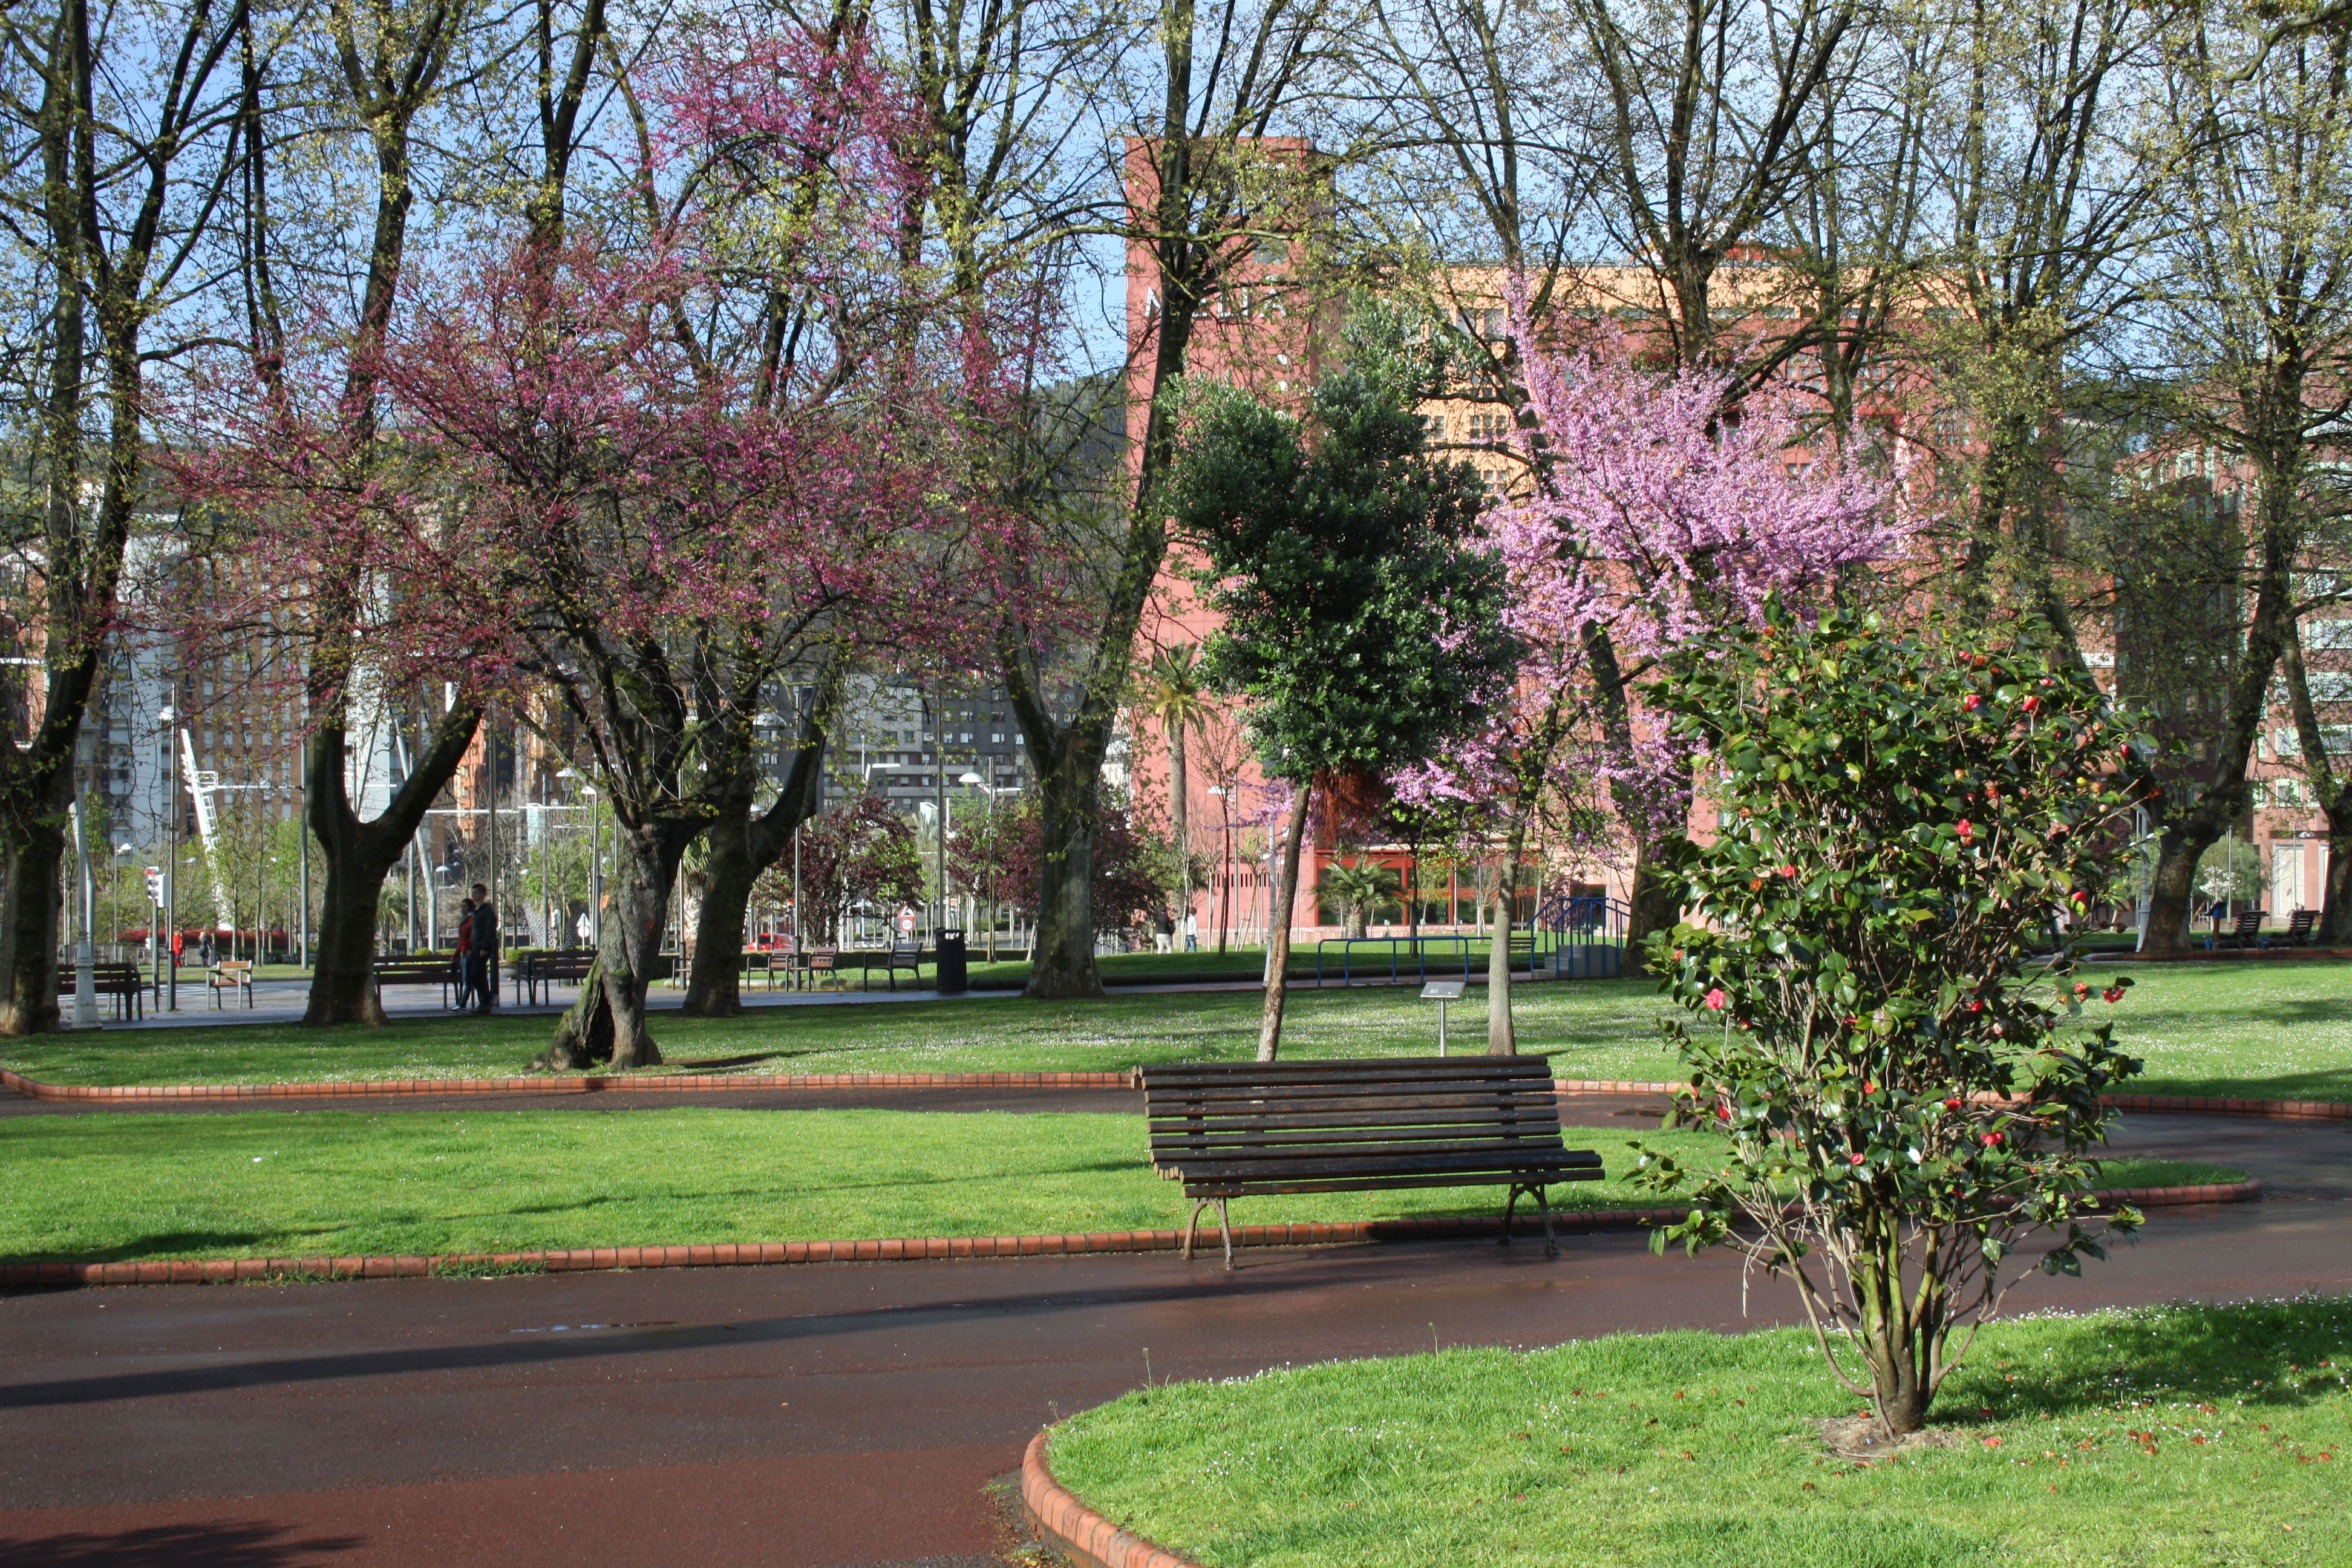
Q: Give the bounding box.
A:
[935,932,968,995]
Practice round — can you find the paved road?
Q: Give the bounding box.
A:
[0,1102,2342,1567]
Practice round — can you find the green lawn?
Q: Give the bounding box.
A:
[3,959,2345,1105]
[1047,1296,2352,1568]
[0,1108,2231,1265]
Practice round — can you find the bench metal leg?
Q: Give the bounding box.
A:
[1501,1183,1558,1258]
[1183,1197,1233,1270]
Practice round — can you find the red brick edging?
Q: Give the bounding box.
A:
[1551,1078,2352,1123]
[1024,1432,1202,1568]
[6,1067,2345,1122]
[0,1067,1133,1102]
[0,1181,2257,1289]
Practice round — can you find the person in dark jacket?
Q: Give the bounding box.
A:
[469,882,498,1012]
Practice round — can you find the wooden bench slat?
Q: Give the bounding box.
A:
[1152,1129,1567,1160]
[1160,1141,1601,1174]
[1152,1100,1571,1123]
[1178,1168,1607,1198]
[1143,1109,1561,1133]
[1146,1057,1552,1085]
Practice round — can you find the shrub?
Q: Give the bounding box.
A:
[1633,606,2148,1436]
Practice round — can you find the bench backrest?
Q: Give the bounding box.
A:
[1142,1057,1566,1184]
[2231,910,2265,935]
[807,949,839,971]
[214,961,252,976]
[890,939,921,959]
[2288,909,2319,934]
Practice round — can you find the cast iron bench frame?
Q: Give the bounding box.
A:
[1141,1056,1602,1269]
[56,960,146,1021]
[371,953,462,1008]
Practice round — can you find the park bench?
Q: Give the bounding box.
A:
[371,953,462,1008]
[56,961,146,1021]
[851,939,924,991]
[206,959,255,1010]
[2212,909,2267,950]
[2276,909,2321,947]
[1141,1056,1603,1269]
[518,948,596,1005]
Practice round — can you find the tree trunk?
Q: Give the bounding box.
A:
[2321,812,2352,946]
[1486,858,1516,1055]
[1169,718,1189,935]
[1620,837,1683,978]
[540,956,613,1068]
[1255,780,1314,1062]
[1027,762,1103,999]
[302,703,481,1025]
[595,815,694,1068]
[306,839,396,1027]
[683,803,759,1016]
[0,799,68,1034]
[682,691,828,1017]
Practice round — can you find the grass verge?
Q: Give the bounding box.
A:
[0,1108,2234,1264]
[1047,1295,2352,1568]
[1,959,2345,1106]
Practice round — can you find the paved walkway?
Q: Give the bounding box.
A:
[0,1100,2343,1566]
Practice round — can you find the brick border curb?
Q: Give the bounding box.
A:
[1550,1078,2352,1123]
[0,1067,1135,1102]
[7,1066,2347,1122]
[1024,1432,1202,1568]
[0,1181,2256,1289]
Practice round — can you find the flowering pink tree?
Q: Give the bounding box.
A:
[1400,284,1911,1047]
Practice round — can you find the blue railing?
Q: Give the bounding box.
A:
[1312,895,1631,987]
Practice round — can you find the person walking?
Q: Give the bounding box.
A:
[452,899,477,1010]
[469,881,498,1012]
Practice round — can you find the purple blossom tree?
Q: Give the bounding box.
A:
[1400,281,1912,1048]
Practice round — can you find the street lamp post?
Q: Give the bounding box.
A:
[159,704,180,1012]
[68,724,97,1029]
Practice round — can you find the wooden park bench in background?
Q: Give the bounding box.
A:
[56,961,146,1021]
[1140,1056,1603,1269]
[206,959,255,1010]
[2276,909,2321,948]
[851,938,924,991]
[370,953,461,1009]
[518,948,596,1005]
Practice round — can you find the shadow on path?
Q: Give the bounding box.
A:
[0,1523,366,1566]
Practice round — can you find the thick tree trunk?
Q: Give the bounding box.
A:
[2140,825,2216,955]
[2322,811,2352,946]
[590,815,697,1068]
[302,704,480,1025]
[0,803,68,1035]
[1620,837,1682,978]
[1027,766,1103,1000]
[682,694,828,1017]
[683,804,759,1017]
[1255,780,1314,1062]
[306,843,396,1027]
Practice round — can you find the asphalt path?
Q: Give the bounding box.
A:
[0,1096,2344,1567]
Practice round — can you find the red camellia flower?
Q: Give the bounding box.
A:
[1964,693,1983,711]
[1965,999,1984,1013]
[1956,818,1975,841]
[2102,987,2125,1004]
[1981,1132,2004,1148]
[1944,1096,1964,1111]
[2021,694,2041,713]
[1849,1152,1867,1166]
[1778,864,1798,878]
[1705,988,1727,1011]
[2074,981,2091,996]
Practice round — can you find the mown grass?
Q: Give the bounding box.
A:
[0,1108,2233,1265]
[1,958,2345,1105]
[1048,1295,2352,1568]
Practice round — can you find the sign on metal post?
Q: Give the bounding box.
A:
[1420,979,1466,1056]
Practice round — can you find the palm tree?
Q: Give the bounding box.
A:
[1321,856,1402,939]
[1135,644,1210,941]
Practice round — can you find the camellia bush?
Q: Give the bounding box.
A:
[1633,606,2149,1437]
